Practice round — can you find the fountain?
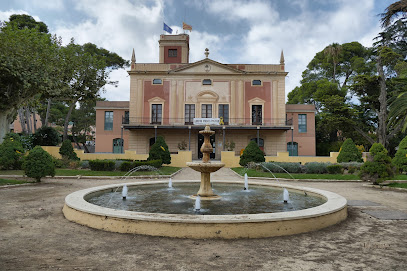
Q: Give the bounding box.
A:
[186,125,225,200]
[63,125,347,239]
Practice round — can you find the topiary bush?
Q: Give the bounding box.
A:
[337,138,363,163]
[23,146,55,182]
[392,136,407,173]
[0,133,25,170]
[59,140,79,161]
[304,162,330,174]
[89,160,115,171]
[33,126,60,146]
[239,140,265,166]
[148,136,171,165]
[359,143,394,184]
[327,164,343,174]
[261,162,302,173]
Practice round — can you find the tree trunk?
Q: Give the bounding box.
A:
[32,109,37,132]
[44,98,51,127]
[0,110,12,143]
[63,101,76,141]
[377,57,388,148]
[82,142,90,153]
[25,107,32,134]
[17,108,27,134]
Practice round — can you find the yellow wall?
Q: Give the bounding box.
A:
[41,146,191,167]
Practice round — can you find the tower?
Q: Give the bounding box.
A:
[158,34,190,64]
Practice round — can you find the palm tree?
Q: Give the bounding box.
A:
[380,0,407,27]
[388,92,407,132]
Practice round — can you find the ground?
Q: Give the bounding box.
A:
[0,168,406,271]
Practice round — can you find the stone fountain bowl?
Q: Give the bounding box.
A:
[186,162,225,173]
[63,180,347,239]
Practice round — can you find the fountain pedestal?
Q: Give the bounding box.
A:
[186,125,224,200]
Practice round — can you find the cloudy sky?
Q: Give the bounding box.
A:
[0,0,394,101]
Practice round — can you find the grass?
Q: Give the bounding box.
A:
[0,166,181,177]
[385,182,407,189]
[0,179,33,185]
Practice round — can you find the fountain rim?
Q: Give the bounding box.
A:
[64,180,347,224]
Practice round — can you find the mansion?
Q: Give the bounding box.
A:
[95,34,315,159]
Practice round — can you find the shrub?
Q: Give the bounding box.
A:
[52,157,69,168]
[178,140,187,150]
[348,166,357,174]
[148,136,171,164]
[359,143,394,184]
[80,160,89,169]
[338,162,363,170]
[0,133,25,170]
[392,136,407,173]
[327,164,343,174]
[20,133,35,151]
[239,140,265,166]
[304,162,330,174]
[261,162,302,173]
[33,126,60,146]
[337,138,363,163]
[89,160,115,171]
[59,140,79,161]
[23,146,55,182]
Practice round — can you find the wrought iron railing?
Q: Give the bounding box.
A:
[123,117,293,127]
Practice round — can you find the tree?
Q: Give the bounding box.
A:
[239,140,265,166]
[392,135,407,172]
[33,126,61,146]
[148,136,171,164]
[59,41,127,141]
[0,19,63,143]
[59,140,79,161]
[337,138,363,163]
[23,146,55,182]
[0,133,24,170]
[359,143,394,184]
[380,0,407,28]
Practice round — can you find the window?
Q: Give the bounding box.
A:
[201,104,212,118]
[252,80,262,86]
[168,49,177,57]
[298,114,307,133]
[202,79,212,85]
[104,111,113,130]
[153,79,162,84]
[123,111,129,124]
[252,105,262,125]
[151,104,162,124]
[185,104,195,124]
[218,104,229,125]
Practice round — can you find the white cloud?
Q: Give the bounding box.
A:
[0,10,41,21]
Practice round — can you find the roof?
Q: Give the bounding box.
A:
[95,101,129,109]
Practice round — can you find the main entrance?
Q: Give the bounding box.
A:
[198,133,215,159]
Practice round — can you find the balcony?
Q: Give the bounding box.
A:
[123,117,293,130]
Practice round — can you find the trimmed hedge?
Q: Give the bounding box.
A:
[327,164,343,174]
[89,160,115,171]
[337,138,363,163]
[23,146,55,182]
[239,140,265,166]
[304,162,330,174]
[261,162,302,173]
[360,143,394,184]
[393,135,407,173]
[148,136,171,164]
[119,160,162,172]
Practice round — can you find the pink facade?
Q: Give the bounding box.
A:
[95,101,129,153]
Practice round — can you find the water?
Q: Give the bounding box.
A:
[168,178,173,188]
[194,195,201,211]
[244,173,249,191]
[88,183,326,215]
[122,185,128,199]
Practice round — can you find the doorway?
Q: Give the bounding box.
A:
[198,133,215,159]
[113,138,123,153]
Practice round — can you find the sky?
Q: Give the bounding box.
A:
[0,0,396,102]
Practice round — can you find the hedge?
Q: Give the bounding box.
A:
[89,160,115,171]
[261,162,302,173]
[119,160,163,172]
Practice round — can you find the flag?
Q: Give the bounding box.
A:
[183,22,192,31]
[163,23,173,34]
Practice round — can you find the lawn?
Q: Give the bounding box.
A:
[232,168,407,181]
[386,182,407,189]
[0,166,181,177]
[0,179,33,185]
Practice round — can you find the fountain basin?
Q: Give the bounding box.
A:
[186,162,225,173]
[63,180,347,239]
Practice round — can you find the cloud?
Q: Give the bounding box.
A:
[0,10,41,21]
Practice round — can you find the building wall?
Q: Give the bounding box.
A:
[286,104,316,156]
[95,104,129,153]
